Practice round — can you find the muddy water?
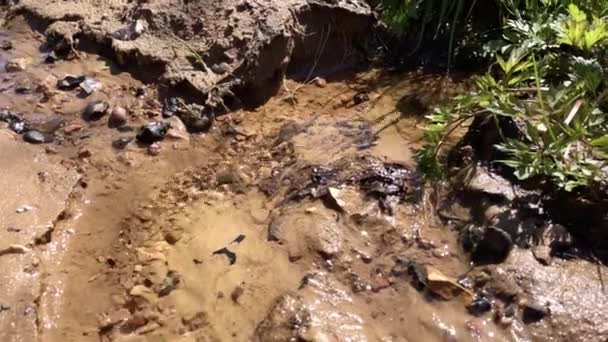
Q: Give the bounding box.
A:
[2,10,608,342]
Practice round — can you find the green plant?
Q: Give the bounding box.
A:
[413,2,608,191]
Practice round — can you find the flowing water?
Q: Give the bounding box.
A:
[1,11,607,342]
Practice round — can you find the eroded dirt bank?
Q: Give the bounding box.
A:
[1,2,608,342]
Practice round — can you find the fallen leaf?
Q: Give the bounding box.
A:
[426,266,473,302]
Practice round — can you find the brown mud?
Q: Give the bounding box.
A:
[0,2,608,342]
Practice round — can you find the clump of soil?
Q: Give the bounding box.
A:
[13,0,374,110]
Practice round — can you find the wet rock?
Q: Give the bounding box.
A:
[162,97,179,118]
[467,297,492,316]
[157,270,180,297]
[269,205,343,259]
[136,122,169,144]
[0,40,12,50]
[522,302,549,324]
[57,74,85,90]
[462,165,517,201]
[255,294,308,341]
[471,227,513,265]
[312,77,327,88]
[108,106,128,128]
[353,91,369,105]
[83,101,109,121]
[23,130,53,144]
[326,186,364,214]
[8,120,28,134]
[147,142,161,156]
[5,57,32,72]
[79,78,103,95]
[112,137,133,150]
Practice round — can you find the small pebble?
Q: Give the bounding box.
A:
[16,205,33,213]
[112,137,133,150]
[108,106,128,128]
[83,101,109,121]
[147,142,161,156]
[313,77,327,88]
[5,57,32,72]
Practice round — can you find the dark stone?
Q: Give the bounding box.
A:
[162,97,179,118]
[0,304,10,312]
[459,224,485,252]
[467,297,492,316]
[83,101,109,121]
[44,51,58,64]
[112,137,133,150]
[353,92,370,105]
[407,261,428,291]
[522,303,549,324]
[57,75,85,90]
[471,227,513,265]
[23,130,53,144]
[136,122,169,144]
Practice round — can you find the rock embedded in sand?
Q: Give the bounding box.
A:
[112,137,133,150]
[108,106,128,128]
[137,122,169,144]
[83,100,110,121]
[471,227,514,265]
[5,57,32,72]
[23,130,53,144]
[57,74,86,90]
[147,142,161,156]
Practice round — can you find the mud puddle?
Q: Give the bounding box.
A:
[1,6,608,342]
